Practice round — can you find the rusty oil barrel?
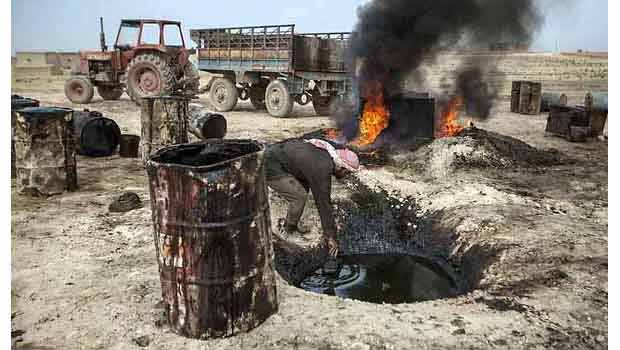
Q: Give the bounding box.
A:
[145,140,278,339]
[14,106,77,196]
[11,95,40,178]
[188,103,227,140]
[119,134,140,158]
[140,95,190,162]
[73,110,121,157]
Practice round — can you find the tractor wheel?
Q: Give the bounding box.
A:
[97,86,123,100]
[64,77,94,104]
[249,85,267,110]
[125,53,175,105]
[209,77,238,112]
[265,79,293,118]
[183,62,200,95]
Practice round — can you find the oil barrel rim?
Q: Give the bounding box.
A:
[147,139,265,171]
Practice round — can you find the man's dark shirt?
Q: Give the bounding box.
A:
[265,140,336,237]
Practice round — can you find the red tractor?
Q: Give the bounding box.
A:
[65,18,199,105]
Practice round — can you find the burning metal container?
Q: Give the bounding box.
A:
[11,95,40,178]
[145,140,278,339]
[511,81,542,115]
[140,95,190,162]
[73,110,121,157]
[352,91,436,148]
[13,107,78,195]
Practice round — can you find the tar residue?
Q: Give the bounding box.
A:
[151,141,262,167]
[300,254,459,304]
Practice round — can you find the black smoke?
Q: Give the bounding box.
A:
[348,0,543,120]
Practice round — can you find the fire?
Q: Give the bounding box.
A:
[436,96,465,138]
[351,81,390,146]
[324,128,342,140]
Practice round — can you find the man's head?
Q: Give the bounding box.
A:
[333,148,360,178]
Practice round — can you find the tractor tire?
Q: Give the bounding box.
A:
[183,62,200,95]
[249,85,267,110]
[97,86,123,100]
[265,79,293,118]
[209,77,238,112]
[125,53,175,106]
[64,77,94,104]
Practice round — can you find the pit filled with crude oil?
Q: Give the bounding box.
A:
[300,254,459,304]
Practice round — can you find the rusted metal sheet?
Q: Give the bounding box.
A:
[11,95,40,178]
[145,140,278,339]
[14,107,78,195]
[511,81,542,115]
[140,96,190,162]
[545,105,590,141]
[584,92,608,137]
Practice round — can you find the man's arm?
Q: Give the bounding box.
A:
[307,168,337,238]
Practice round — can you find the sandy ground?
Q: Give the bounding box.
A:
[11,77,607,349]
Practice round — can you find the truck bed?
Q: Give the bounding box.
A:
[190,24,350,74]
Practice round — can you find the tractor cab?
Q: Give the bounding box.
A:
[114,19,186,50]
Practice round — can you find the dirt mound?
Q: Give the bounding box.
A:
[390,127,564,178]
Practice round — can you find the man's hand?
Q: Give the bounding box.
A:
[326,237,339,257]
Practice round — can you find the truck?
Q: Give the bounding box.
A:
[190,24,352,118]
[64,18,199,105]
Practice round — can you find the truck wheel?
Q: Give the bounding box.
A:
[313,95,334,116]
[126,53,175,105]
[97,86,123,100]
[209,78,238,112]
[265,79,293,118]
[249,85,266,110]
[65,77,94,104]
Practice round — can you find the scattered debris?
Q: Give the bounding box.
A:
[108,192,143,213]
[132,335,150,347]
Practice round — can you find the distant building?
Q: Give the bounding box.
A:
[13,51,79,76]
[489,42,529,52]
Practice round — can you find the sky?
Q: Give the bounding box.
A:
[11,0,608,54]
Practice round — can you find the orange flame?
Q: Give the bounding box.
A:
[351,81,390,146]
[436,96,465,138]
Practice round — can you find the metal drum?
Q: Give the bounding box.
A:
[140,95,190,162]
[73,110,121,157]
[145,140,278,339]
[13,107,77,195]
[119,134,140,158]
[11,95,40,178]
[188,103,227,140]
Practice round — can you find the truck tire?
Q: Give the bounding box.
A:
[126,53,175,106]
[265,79,293,118]
[65,77,94,104]
[97,86,123,100]
[209,77,238,112]
[249,85,267,110]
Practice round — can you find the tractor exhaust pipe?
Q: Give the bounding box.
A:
[100,17,107,52]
